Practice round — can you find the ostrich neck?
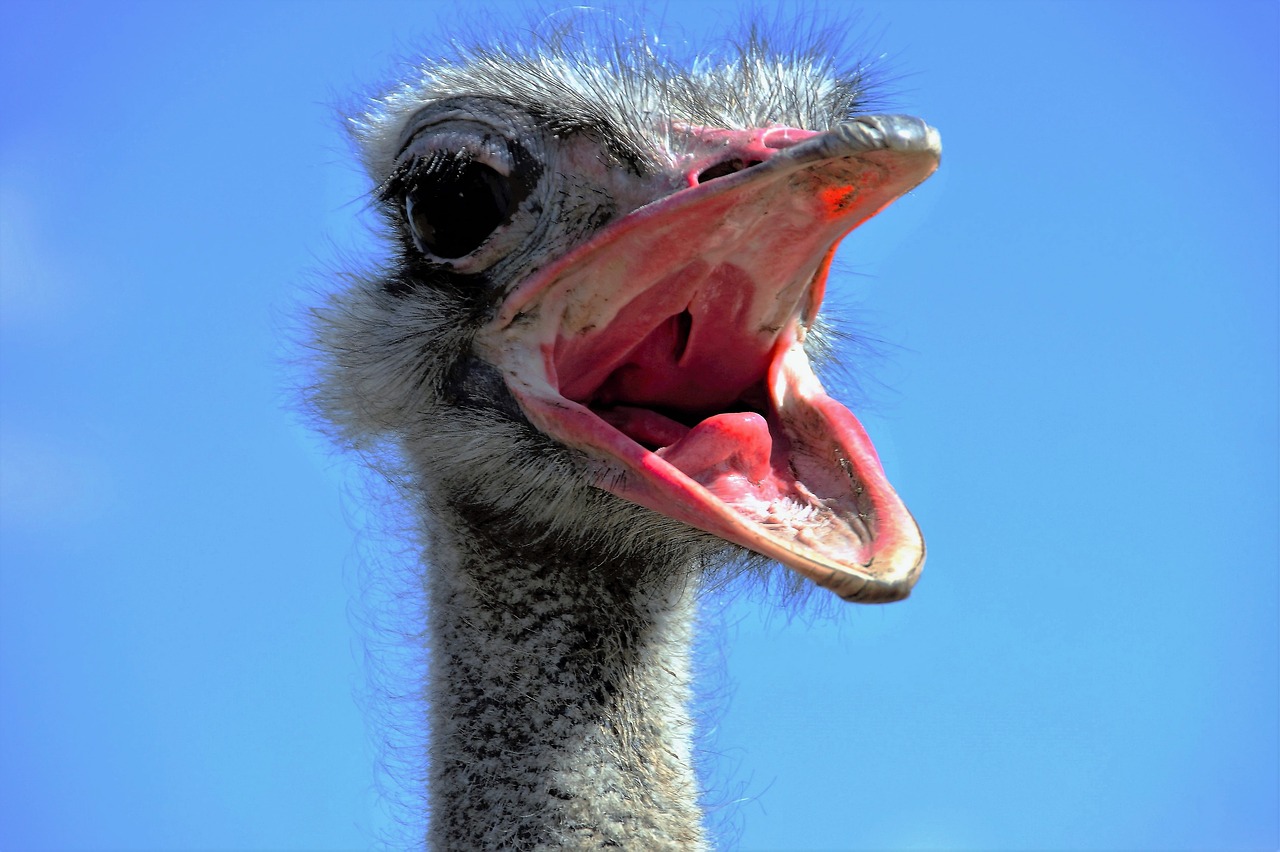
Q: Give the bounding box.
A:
[423,502,707,850]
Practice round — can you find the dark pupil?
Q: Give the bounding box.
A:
[405,152,512,259]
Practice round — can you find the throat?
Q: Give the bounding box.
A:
[422,506,707,850]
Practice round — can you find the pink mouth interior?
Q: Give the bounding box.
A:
[557,260,773,412]
[551,258,877,555]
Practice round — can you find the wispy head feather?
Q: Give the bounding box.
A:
[353,7,884,184]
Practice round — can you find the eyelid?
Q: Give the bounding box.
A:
[398,126,514,178]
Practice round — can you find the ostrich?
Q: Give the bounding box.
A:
[310,19,938,850]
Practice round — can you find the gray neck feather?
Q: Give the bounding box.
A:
[422,502,707,850]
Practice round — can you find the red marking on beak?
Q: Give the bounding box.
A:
[820,185,857,217]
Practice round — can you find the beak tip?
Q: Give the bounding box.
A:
[841,115,941,153]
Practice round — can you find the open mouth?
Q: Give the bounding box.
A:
[476,116,939,602]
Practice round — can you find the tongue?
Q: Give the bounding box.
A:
[596,406,778,504]
[656,413,774,501]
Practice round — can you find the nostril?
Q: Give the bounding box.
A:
[696,157,765,183]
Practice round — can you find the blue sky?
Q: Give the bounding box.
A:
[1,1,1276,850]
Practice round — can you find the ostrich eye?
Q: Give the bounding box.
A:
[404,152,514,259]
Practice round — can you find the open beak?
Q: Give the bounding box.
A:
[475,115,940,602]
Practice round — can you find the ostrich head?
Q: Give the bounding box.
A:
[314,23,936,605]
